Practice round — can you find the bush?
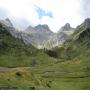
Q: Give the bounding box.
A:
[46,50,58,58]
[16,72,22,77]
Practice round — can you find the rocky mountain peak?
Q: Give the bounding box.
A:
[83,18,90,28]
[5,18,13,26]
[77,18,90,30]
[0,18,13,27]
[59,23,73,32]
[63,23,71,30]
[33,24,54,34]
[5,18,11,23]
[26,25,34,31]
[34,24,50,31]
[25,24,53,34]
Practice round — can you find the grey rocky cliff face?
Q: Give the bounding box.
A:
[0,18,13,27]
[0,18,22,39]
[44,23,75,49]
[60,23,71,31]
[58,23,75,32]
[0,18,76,49]
[24,24,54,48]
[84,18,90,28]
[44,32,69,49]
[76,18,90,31]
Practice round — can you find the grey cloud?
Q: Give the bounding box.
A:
[80,0,90,18]
[11,18,31,30]
[0,8,30,30]
[0,8,9,19]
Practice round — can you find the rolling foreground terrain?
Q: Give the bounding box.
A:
[0,18,90,90]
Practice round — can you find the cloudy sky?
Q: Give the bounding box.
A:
[0,0,89,32]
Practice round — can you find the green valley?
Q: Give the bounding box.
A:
[0,19,90,90]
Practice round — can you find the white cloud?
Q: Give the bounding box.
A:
[0,0,85,32]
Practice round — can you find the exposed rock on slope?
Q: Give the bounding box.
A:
[24,24,54,48]
[0,19,76,49]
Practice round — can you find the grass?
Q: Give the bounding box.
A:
[0,23,56,67]
[31,56,90,90]
[0,59,90,90]
[0,22,90,90]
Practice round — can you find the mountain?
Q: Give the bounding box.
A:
[37,24,90,90]
[0,19,54,49]
[43,32,68,49]
[21,19,90,49]
[0,18,13,27]
[43,23,75,49]
[0,18,75,49]
[51,18,90,60]
[58,23,75,35]
[31,18,90,90]
[0,18,23,39]
[77,18,90,29]
[59,23,74,31]
[0,18,90,90]
[23,24,54,48]
[0,20,56,67]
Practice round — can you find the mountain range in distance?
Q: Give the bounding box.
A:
[0,18,90,49]
[0,17,90,90]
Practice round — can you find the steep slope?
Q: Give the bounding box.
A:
[0,22,56,67]
[0,18,90,90]
[23,24,75,49]
[63,28,90,60]
[44,32,68,49]
[58,23,75,37]
[31,19,90,90]
[0,18,13,27]
[44,23,75,49]
[24,24,54,48]
[59,23,74,32]
[0,19,75,49]
[50,18,90,60]
[73,18,90,37]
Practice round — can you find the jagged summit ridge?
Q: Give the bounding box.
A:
[83,18,90,28]
[59,23,74,32]
[62,23,71,30]
[34,24,51,31]
[76,18,90,31]
[24,24,54,48]
[1,18,90,49]
[0,18,13,27]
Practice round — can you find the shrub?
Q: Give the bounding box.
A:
[46,50,58,58]
[16,72,22,77]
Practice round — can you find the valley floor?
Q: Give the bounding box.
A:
[0,58,90,90]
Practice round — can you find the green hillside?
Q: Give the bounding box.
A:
[0,23,56,67]
[0,22,90,90]
[49,28,90,60]
[32,27,90,90]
